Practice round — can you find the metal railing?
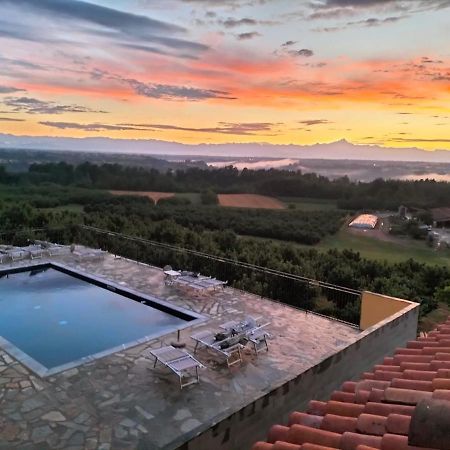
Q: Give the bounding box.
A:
[0,225,362,326]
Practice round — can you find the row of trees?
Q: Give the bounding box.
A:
[84,197,346,245]
[9,162,449,209]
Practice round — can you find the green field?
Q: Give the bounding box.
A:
[313,229,450,268]
[278,196,339,211]
[248,227,450,268]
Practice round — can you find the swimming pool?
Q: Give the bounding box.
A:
[0,263,202,376]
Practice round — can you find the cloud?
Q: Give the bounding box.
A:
[0,0,208,55]
[0,85,25,94]
[40,120,280,135]
[4,0,183,34]
[289,49,314,57]
[389,137,450,143]
[2,97,106,114]
[39,121,148,131]
[282,40,297,47]
[308,0,450,21]
[298,119,332,126]
[123,78,236,101]
[237,32,261,40]
[0,117,25,122]
[222,17,257,28]
[135,121,279,134]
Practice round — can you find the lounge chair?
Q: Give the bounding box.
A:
[73,248,105,261]
[20,245,44,259]
[9,249,27,262]
[47,244,69,256]
[220,317,270,355]
[246,324,270,354]
[144,345,204,389]
[191,330,244,367]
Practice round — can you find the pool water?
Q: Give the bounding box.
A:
[0,266,188,372]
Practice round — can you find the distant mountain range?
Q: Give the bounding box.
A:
[1,133,449,162]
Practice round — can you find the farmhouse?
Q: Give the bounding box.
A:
[431,207,450,228]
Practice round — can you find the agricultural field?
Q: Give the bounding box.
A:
[218,194,286,209]
[110,190,174,203]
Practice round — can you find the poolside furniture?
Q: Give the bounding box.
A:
[174,274,227,292]
[9,249,27,262]
[20,244,44,259]
[144,345,204,389]
[163,269,181,285]
[73,248,106,262]
[0,253,9,264]
[220,317,271,355]
[246,324,270,354]
[191,330,244,367]
[47,244,70,256]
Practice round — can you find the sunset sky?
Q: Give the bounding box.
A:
[0,0,449,151]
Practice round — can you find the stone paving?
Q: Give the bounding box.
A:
[0,250,360,450]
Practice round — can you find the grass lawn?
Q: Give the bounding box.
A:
[247,227,450,269]
[316,229,450,268]
[278,196,340,211]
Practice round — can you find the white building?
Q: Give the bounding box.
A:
[349,214,378,229]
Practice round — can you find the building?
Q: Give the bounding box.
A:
[252,318,450,450]
[431,207,450,228]
[349,214,379,230]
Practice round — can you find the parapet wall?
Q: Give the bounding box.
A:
[180,299,419,450]
[360,291,416,330]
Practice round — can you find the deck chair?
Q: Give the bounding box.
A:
[9,250,26,262]
[191,330,244,367]
[144,346,204,389]
[246,324,270,354]
[47,244,68,256]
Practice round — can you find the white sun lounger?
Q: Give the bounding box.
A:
[73,249,106,261]
[220,317,270,355]
[9,249,27,262]
[47,244,69,256]
[20,245,44,259]
[246,324,270,354]
[191,330,244,367]
[144,345,205,389]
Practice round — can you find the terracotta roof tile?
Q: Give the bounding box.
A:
[390,378,433,392]
[285,424,342,447]
[288,412,323,429]
[385,414,411,435]
[321,414,358,434]
[383,387,433,405]
[325,401,365,418]
[330,391,357,403]
[300,445,339,450]
[251,320,450,450]
[355,414,386,436]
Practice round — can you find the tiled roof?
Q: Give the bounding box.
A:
[252,319,450,450]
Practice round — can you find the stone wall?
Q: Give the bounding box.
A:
[179,301,419,450]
